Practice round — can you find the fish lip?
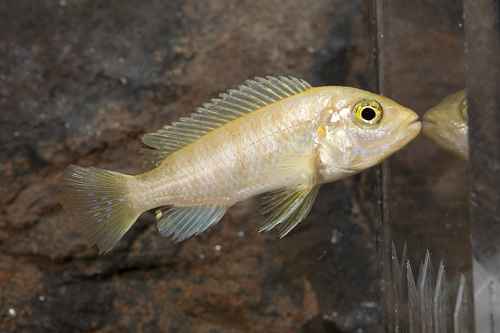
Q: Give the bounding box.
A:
[391,116,420,148]
[421,120,437,131]
[421,118,440,138]
[422,116,436,125]
[407,116,422,133]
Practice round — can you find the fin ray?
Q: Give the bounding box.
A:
[140,76,312,171]
[57,165,142,254]
[278,185,320,237]
[267,144,318,187]
[157,205,229,241]
[260,185,321,236]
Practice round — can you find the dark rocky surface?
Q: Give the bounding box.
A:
[0,0,389,332]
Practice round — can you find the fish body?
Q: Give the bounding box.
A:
[58,76,421,254]
[422,90,468,160]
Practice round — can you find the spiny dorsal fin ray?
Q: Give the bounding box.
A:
[156,205,229,242]
[259,184,321,237]
[140,76,312,171]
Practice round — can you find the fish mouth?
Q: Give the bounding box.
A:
[421,120,437,136]
[406,116,422,136]
[391,115,420,149]
[421,114,437,128]
[422,116,436,125]
[408,119,422,132]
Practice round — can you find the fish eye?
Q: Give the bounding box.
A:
[353,99,383,126]
[460,97,468,121]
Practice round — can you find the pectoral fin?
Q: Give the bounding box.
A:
[156,205,229,242]
[259,185,321,237]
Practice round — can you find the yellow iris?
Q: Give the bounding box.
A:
[460,97,468,121]
[353,99,383,126]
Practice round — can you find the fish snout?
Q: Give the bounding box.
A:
[406,114,422,137]
[421,118,438,137]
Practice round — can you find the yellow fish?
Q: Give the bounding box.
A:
[57,76,421,254]
[422,90,468,160]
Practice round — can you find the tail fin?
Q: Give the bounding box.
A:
[56,165,142,254]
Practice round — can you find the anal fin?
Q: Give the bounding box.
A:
[259,184,321,237]
[157,205,229,242]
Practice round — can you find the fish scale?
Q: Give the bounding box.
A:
[57,76,420,254]
[138,96,317,206]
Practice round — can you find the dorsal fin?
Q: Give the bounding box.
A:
[140,76,312,171]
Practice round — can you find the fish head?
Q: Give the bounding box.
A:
[317,88,421,175]
[422,90,468,160]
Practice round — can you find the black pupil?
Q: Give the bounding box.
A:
[361,107,376,121]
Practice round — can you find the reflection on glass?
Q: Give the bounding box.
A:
[422,90,468,161]
[463,0,500,331]
[373,0,473,330]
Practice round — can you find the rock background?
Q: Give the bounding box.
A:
[0,0,469,332]
[0,0,386,332]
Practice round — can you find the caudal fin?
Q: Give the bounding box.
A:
[56,165,142,254]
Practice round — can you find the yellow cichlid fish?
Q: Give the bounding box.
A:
[422,90,468,160]
[57,76,421,254]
